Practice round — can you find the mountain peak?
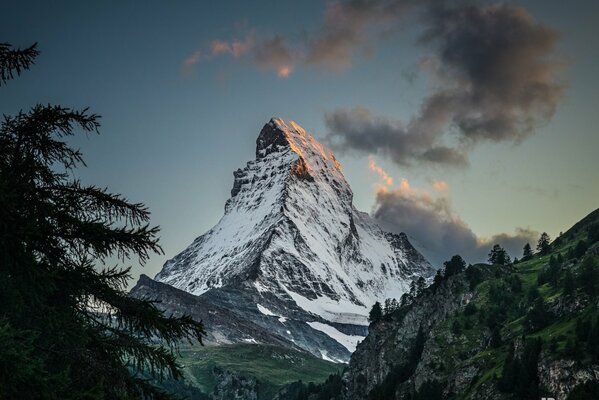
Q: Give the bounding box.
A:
[256,117,343,173]
[155,118,434,329]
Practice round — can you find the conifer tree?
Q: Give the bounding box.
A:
[537,232,551,256]
[0,42,204,399]
[488,244,511,265]
[369,301,383,324]
[443,255,466,277]
[522,242,533,260]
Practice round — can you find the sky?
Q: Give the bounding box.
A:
[2,0,598,280]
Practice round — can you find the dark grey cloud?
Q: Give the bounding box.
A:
[373,186,538,266]
[306,0,416,70]
[326,2,564,166]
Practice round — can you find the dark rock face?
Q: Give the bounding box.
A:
[344,273,475,400]
[130,275,298,349]
[130,274,356,362]
[256,120,290,158]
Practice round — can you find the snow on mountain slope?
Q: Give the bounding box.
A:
[155,118,434,326]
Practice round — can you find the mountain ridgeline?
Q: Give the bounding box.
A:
[132,118,433,363]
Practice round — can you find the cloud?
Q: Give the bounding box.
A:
[305,0,415,70]
[210,36,253,58]
[252,35,296,78]
[182,50,204,76]
[325,2,564,167]
[368,156,394,188]
[368,164,538,266]
[325,106,469,167]
[430,179,448,193]
[182,0,416,77]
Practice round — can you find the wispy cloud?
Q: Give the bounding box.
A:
[181,0,416,78]
[368,156,394,189]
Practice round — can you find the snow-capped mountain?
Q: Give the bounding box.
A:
[142,118,434,361]
[156,118,432,324]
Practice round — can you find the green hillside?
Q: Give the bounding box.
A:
[175,343,343,399]
[294,208,599,400]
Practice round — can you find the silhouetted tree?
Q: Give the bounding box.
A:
[522,242,533,260]
[488,244,511,265]
[578,257,599,296]
[0,42,39,85]
[574,240,588,259]
[525,298,552,332]
[369,302,383,324]
[415,276,426,296]
[537,232,551,256]
[588,223,599,245]
[444,255,466,277]
[0,42,204,400]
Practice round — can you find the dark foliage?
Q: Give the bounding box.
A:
[413,380,443,400]
[578,257,599,296]
[369,301,383,324]
[465,265,483,290]
[522,242,533,261]
[497,338,542,398]
[489,326,502,348]
[0,42,204,399]
[488,244,511,265]
[588,223,599,245]
[444,255,466,278]
[285,373,344,400]
[562,269,575,296]
[538,255,562,288]
[0,42,39,85]
[537,232,551,256]
[573,240,588,259]
[525,298,552,332]
[567,380,599,400]
[464,302,477,316]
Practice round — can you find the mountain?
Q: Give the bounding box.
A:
[134,118,434,363]
[286,207,599,400]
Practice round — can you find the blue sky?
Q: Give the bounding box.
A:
[2,0,598,278]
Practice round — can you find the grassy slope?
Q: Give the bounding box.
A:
[177,343,343,399]
[431,210,599,399]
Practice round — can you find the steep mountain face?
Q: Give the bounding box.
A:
[156,118,432,323]
[337,208,599,400]
[143,118,433,362]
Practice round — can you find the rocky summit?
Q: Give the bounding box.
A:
[134,118,434,362]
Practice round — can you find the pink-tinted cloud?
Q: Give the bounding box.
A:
[368,157,393,189]
[182,50,204,76]
[182,0,417,78]
[369,169,537,266]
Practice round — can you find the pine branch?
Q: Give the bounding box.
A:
[0,42,39,85]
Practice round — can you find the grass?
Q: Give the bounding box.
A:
[177,343,343,399]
